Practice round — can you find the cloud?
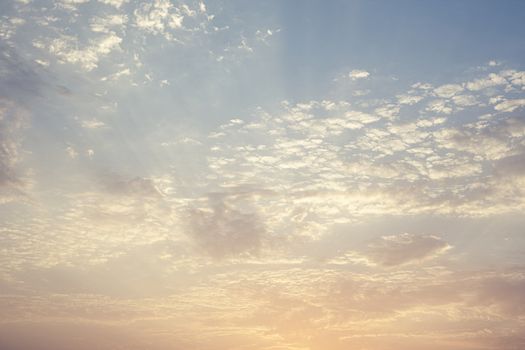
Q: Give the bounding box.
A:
[434,84,464,98]
[493,98,525,112]
[100,174,163,198]
[14,241,188,297]
[348,69,370,80]
[397,94,423,105]
[0,321,187,350]
[134,0,185,36]
[60,0,90,5]
[503,69,525,88]
[476,276,525,316]
[466,72,507,91]
[48,32,122,71]
[186,192,266,258]
[0,44,42,98]
[202,75,525,223]
[98,0,128,8]
[2,4,525,347]
[90,14,128,33]
[452,94,479,107]
[365,233,450,266]
[65,145,78,159]
[0,45,41,204]
[433,116,525,161]
[494,152,525,177]
[81,118,106,129]
[0,98,28,202]
[4,265,525,350]
[426,99,453,114]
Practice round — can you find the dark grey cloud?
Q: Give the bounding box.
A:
[0,44,42,100]
[100,174,163,198]
[186,194,265,259]
[494,152,525,177]
[476,275,525,316]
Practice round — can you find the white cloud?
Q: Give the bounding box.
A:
[255,28,279,44]
[81,119,106,129]
[434,83,464,98]
[48,32,122,71]
[90,14,128,33]
[98,0,128,8]
[503,70,525,88]
[59,0,90,4]
[493,98,525,112]
[352,89,371,97]
[134,0,185,37]
[375,104,400,120]
[34,59,50,67]
[426,99,453,114]
[397,94,423,105]
[433,117,524,161]
[348,69,370,80]
[101,68,131,81]
[66,146,78,159]
[466,72,507,91]
[452,94,479,107]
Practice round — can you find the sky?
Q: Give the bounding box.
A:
[1,0,525,349]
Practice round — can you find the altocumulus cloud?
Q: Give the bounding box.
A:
[365,233,451,267]
[1,1,525,350]
[186,192,266,258]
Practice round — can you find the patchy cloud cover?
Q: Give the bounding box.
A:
[1,1,525,350]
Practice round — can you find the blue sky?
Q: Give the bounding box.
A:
[1,1,525,349]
